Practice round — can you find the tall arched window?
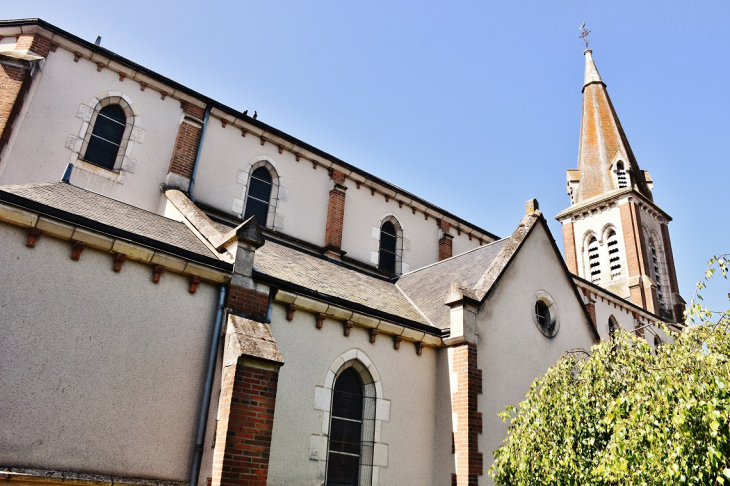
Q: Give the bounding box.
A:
[607,229,622,278]
[84,104,127,170]
[616,161,628,189]
[588,236,601,282]
[326,367,375,486]
[648,236,666,309]
[378,221,397,273]
[243,167,273,225]
[608,316,618,336]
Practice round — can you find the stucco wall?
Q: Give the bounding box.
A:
[0,48,182,212]
[265,303,439,485]
[0,223,219,481]
[476,223,597,483]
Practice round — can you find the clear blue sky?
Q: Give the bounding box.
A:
[6,1,729,313]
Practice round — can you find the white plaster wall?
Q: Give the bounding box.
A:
[592,296,637,340]
[476,223,597,484]
[431,348,457,484]
[0,49,182,212]
[0,224,219,481]
[265,303,439,485]
[341,184,440,273]
[451,230,483,258]
[192,126,330,246]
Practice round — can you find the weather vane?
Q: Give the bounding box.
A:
[579,22,591,49]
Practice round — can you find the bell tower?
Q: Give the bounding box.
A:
[556,49,684,323]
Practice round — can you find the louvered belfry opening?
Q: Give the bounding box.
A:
[243,167,273,225]
[85,104,127,170]
[326,367,375,486]
[649,239,665,308]
[588,236,601,282]
[616,161,628,189]
[607,230,622,278]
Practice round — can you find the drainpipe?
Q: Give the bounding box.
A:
[188,104,211,203]
[190,284,226,486]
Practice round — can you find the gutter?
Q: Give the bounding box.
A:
[253,269,448,337]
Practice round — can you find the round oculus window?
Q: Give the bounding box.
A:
[533,292,559,338]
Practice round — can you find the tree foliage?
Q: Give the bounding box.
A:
[490,255,730,485]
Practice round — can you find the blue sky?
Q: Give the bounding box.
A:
[6,1,729,313]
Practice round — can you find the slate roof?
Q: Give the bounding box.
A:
[254,240,432,327]
[0,182,220,261]
[396,239,509,328]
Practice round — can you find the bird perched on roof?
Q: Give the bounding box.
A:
[253,111,258,120]
[243,110,248,116]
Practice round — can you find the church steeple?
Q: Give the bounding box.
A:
[557,48,684,324]
[572,49,653,205]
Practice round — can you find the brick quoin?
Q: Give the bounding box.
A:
[562,221,578,274]
[324,170,347,250]
[211,359,279,486]
[15,34,52,58]
[0,60,31,158]
[452,343,483,486]
[226,285,269,322]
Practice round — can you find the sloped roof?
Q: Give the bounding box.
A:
[253,240,431,327]
[396,239,508,328]
[0,182,224,265]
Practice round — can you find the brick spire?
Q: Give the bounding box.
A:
[575,50,653,204]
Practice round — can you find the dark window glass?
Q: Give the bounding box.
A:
[85,104,127,170]
[327,368,363,486]
[608,317,618,336]
[243,167,273,225]
[535,301,550,328]
[378,221,397,273]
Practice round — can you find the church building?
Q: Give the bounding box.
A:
[0,19,683,486]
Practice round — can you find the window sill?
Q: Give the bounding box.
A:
[72,157,125,184]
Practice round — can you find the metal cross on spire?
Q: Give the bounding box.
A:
[579,22,591,49]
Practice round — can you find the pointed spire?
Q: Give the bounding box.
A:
[583,49,603,88]
[574,50,653,203]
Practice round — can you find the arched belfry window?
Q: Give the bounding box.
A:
[378,221,397,273]
[243,167,273,225]
[648,235,667,309]
[326,366,376,486]
[607,229,622,278]
[616,161,628,189]
[588,236,601,282]
[83,104,129,170]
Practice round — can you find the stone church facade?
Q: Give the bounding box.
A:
[0,19,682,486]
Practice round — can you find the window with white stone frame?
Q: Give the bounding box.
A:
[371,215,406,275]
[237,158,282,229]
[312,350,390,486]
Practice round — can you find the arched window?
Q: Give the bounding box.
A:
[648,236,666,309]
[607,229,622,278]
[616,161,628,189]
[83,104,128,170]
[243,167,273,225]
[608,316,618,336]
[378,221,397,273]
[588,236,601,282]
[326,367,375,486]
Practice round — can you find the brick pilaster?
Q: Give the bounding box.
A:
[166,102,205,191]
[324,170,347,254]
[0,59,31,158]
[620,201,651,310]
[452,343,483,486]
[439,220,453,261]
[226,285,269,322]
[14,34,52,58]
[562,221,578,275]
[582,289,597,331]
[212,358,280,486]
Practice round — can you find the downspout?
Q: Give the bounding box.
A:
[188,104,211,203]
[190,284,226,486]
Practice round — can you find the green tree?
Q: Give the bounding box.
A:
[490,255,730,485]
